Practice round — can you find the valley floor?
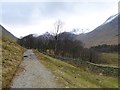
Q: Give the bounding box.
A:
[10,49,118,88]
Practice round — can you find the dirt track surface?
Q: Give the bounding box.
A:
[10,50,61,88]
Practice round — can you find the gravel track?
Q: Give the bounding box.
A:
[10,50,61,88]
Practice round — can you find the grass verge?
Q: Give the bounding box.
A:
[0,38,2,89]
[34,50,118,88]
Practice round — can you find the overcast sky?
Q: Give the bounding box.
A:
[0,0,119,38]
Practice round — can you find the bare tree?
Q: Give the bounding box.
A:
[54,20,63,54]
[54,20,63,40]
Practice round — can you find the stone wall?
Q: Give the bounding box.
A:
[43,52,119,77]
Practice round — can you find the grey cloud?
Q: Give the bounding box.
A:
[1,2,77,25]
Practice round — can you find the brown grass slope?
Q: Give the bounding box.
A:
[0,37,2,89]
[2,37,25,88]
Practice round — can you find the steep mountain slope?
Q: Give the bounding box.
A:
[76,14,119,48]
[0,25,17,41]
[1,25,25,88]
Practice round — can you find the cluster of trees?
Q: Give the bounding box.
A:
[18,32,82,58]
[91,44,119,53]
[18,31,104,64]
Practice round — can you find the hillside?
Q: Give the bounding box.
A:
[2,37,25,88]
[0,25,17,41]
[76,14,119,48]
[1,25,24,88]
[0,37,2,89]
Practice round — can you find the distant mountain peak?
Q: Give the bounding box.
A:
[76,13,118,48]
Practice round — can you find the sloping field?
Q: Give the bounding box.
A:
[101,53,118,66]
[34,50,118,88]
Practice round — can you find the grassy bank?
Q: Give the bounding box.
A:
[34,50,118,88]
[101,53,118,66]
[2,37,25,88]
[0,38,2,89]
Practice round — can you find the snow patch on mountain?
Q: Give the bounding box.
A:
[103,14,118,24]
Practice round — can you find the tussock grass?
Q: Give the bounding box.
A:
[101,53,118,66]
[34,50,118,88]
[2,37,25,88]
